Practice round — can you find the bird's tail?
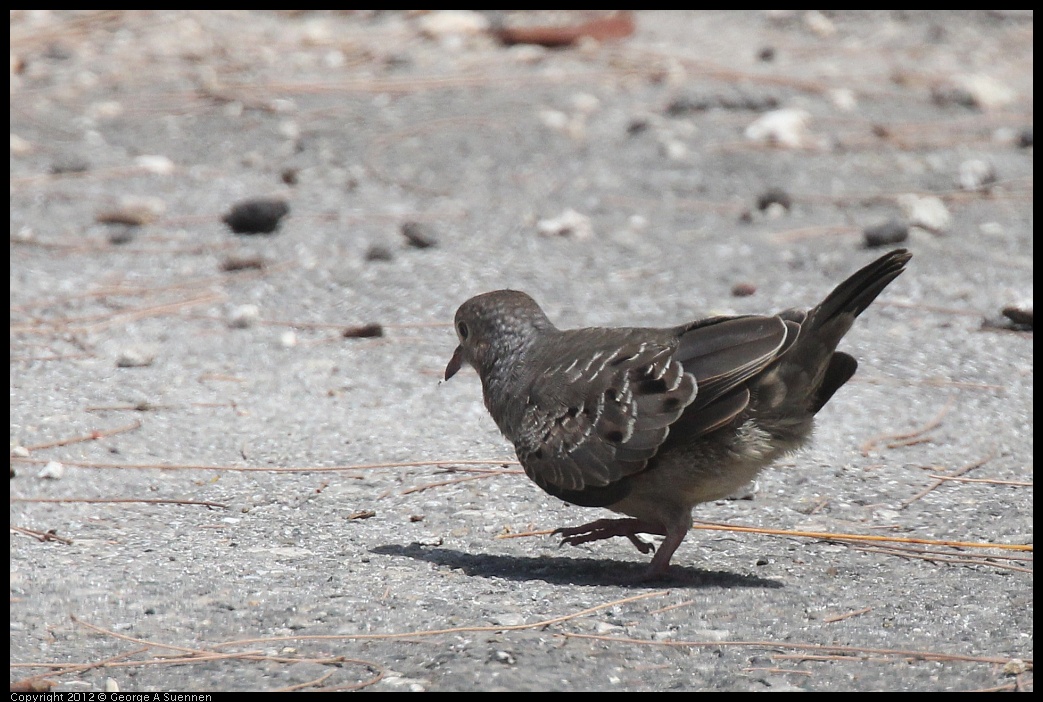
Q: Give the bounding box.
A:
[771,249,911,417]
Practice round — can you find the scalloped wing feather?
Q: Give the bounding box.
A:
[515,341,696,492]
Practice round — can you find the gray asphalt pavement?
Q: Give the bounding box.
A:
[10,11,1032,692]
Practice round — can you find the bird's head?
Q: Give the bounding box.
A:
[445,290,554,381]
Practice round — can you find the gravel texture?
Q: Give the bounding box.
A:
[10,11,1033,692]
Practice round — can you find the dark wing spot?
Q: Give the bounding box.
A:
[605,430,625,443]
[662,397,683,413]
[636,378,668,394]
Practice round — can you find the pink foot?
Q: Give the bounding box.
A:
[552,518,690,582]
[553,518,664,555]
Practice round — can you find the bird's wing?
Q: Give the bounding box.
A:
[675,315,795,409]
[511,316,794,502]
[512,338,696,496]
[666,315,794,439]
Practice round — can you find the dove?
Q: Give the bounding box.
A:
[444,249,911,579]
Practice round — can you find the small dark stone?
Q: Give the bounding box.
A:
[626,118,650,135]
[49,156,90,175]
[223,198,290,234]
[342,323,384,339]
[401,221,438,249]
[930,85,978,109]
[1001,305,1033,329]
[731,282,757,297]
[384,53,412,70]
[1016,127,1033,148]
[863,218,909,248]
[982,314,1031,332]
[756,188,792,212]
[757,46,776,62]
[365,244,394,262]
[280,167,299,185]
[665,96,711,115]
[107,227,136,245]
[737,94,779,111]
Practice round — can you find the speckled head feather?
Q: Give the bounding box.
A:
[445,290,555,382]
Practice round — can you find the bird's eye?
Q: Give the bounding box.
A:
[457,322,469,339]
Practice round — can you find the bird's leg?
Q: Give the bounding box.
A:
[553,518,664,555]
[639,526,689,580]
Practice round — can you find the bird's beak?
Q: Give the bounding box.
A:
[444,345,464,381]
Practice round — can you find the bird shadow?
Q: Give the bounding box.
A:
[370,543,783,589]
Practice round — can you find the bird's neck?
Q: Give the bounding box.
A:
[480,327,556,433]
[481,350,529,428]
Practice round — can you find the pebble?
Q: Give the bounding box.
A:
[659,138,688,160]
[107,227,136,245]
[223,198,290,234]
[49,155,90,174]
[756,187,792,212]
[134,154,175,175]
[537,209,593,240]
[958,159,997,191]
[957,73,1017,111]
[744,108,811,148]
[417,10,490,40]
[365,244,394,262]
[538,108,571,132]
[342,323,384,339]
[492,650,516,665]
[626,117,650,135]
[863,218,909,248]
[898,194,951,233]
[803,10,836,37]
[38,460,64,480]
[228,304,261,329]
[401,221,438,249]
[116,346,156,368]
[1001,303,1033,330]
[829,88,857,111]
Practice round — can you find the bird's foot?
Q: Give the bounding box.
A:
[553,518,664,555]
